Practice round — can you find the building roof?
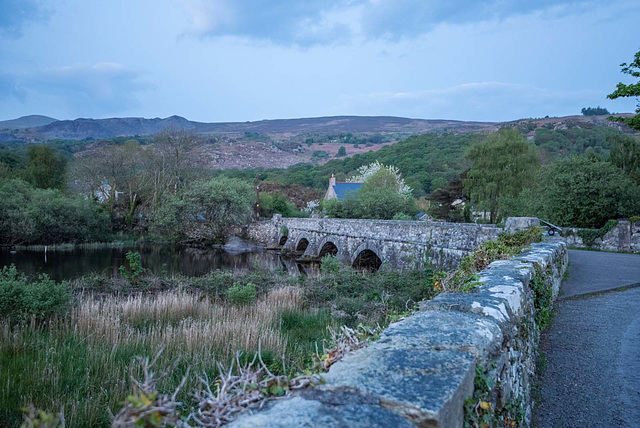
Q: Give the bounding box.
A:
[333,182,363,199]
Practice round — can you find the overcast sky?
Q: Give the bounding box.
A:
[0,0,638,122]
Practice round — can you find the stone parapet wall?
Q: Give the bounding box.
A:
[250,216,502,249]
[563,219,640,253]
[247,216,503,269]
[231,239,568,427]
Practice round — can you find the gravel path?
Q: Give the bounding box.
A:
[533,249,640,428]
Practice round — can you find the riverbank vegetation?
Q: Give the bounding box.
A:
[0,260,435,427]
[1,110,638,246]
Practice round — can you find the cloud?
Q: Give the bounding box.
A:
[0,72,26,100]
[0,0,49,37]
[337,82,605,121]
[27,63,152,116]
[177,0,594,45]
[179,0,355,46]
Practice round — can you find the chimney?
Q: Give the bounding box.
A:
[329,173,336,187]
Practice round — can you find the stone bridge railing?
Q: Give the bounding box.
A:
[231,237,568,427]
[248,216,503,269]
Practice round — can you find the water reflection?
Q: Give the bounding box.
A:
[0,244,287,281]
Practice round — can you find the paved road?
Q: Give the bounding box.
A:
[559,250,640,298]
[534,249,640,428]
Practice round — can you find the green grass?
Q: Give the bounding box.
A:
[0,266,436,427]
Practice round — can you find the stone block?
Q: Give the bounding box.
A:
[230,393,415,428]
[504,217,540,233]
[320,345,475,427]
[379,310,503,365]
[420,291,519,337]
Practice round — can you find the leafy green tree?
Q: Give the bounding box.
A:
[464,128,539,223]
[608,49,640,130]
[581,106,610,116]
[323,170,418,220]
[609,134,640,184]
[0,179,109,245]
[336,146,347,157]
[25,145,67,190]
[533,156,640,228]
[324,187,417,220]
[152,177,253,242]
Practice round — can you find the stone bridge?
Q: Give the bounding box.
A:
[248,216,503,270]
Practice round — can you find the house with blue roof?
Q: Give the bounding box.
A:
[324,173,363,200]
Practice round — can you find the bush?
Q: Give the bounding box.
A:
[320,254,341,274]
[392,213,413,221]
[0,179,109,245]
[226,282,257,305]
[152,176,254,242]
[533,156,640,228]
[0,265,71,323]
[118,251,146,285]
[323,187,417,220]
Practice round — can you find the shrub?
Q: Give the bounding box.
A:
[152,176,254,242]
[320,254,342,274]
[227,282,257,305]
[0,179,109,246]
[118,251,146,285]
[392,212,413,221]
[0,265,71,323]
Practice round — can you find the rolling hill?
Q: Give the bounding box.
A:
[2,115,498,141]
[0,115,58,130]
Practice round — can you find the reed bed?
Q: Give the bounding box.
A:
[0,287,305,427]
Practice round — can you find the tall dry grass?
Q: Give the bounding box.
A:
[0,287,303,427]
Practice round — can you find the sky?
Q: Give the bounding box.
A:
[0,0,639,123]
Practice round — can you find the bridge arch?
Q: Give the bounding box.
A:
[278,235,288,246]
[295,237,310,253]
[351,243,383,272]
[317,237,341,258]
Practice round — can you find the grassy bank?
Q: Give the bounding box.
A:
[0,263,435,427]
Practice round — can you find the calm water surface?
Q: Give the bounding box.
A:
[0,244,289,281]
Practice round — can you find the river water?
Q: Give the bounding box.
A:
[0,243,290,281]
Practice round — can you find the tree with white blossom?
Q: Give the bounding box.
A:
[347,161,412,196]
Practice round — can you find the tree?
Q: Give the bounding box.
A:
[24,145,67,190]
[323,169,418,220]
[464,128,539,223]
[153,127,202,193]
[323,187,417,220]
[581,106,610,116]
[0,179,108,245]
[608,49,640,130]
[348,161,412,196]
[152,177,253,243]
[609,134,640,184]
[336,146,347,157]
[429,172,468,222]
[533,155,640,228]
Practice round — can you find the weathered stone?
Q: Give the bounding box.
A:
[319,345,476,427]
[481,259,536,286]
[233,233,569,428]
[378,310,503,365]
[504,217,540,233]
[229,395,415,427]
[248,216,503,269]
[420,292,519,336]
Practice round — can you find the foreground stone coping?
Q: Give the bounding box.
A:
[230,239,567,427]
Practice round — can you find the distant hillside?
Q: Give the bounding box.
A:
[2,113,634,142]
[0,115,57,130]
[3,115,498,141]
